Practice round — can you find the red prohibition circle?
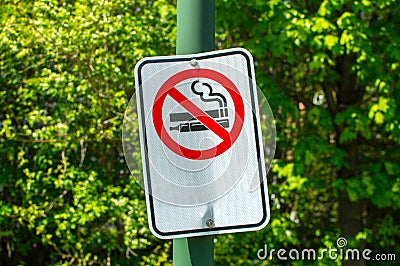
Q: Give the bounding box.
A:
[152,68,245,160]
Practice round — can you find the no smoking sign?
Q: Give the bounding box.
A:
[126,48,275,239]
[152,68,244,160]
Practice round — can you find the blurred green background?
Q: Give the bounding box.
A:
[1,0,399,265]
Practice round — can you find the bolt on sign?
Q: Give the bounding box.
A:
[125,48,276,239]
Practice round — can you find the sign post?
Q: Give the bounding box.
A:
[128,0,273,263]
[174,0,215,265]
[133,47,271,263]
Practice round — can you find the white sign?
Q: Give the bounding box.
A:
[131,48,273,239]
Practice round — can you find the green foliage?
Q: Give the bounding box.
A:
[1,0,399,265]
[215,0,400,264]
[1,0,175,264]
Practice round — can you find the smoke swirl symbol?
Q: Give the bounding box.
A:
[336,237,348,248]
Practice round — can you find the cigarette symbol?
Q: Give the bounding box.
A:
[169,80,229,132]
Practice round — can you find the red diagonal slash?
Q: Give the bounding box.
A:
[167,87,231,141]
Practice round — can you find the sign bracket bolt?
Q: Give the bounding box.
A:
[190,59,198,67]
[206,219,215,228]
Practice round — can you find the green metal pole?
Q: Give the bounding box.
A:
[173,0,215,265]
[176,0,215,54]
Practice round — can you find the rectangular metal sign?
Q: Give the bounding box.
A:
[134,48,271,239]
